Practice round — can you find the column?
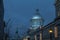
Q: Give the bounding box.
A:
[54,26,58,40]
[26,38,28,40]
[23,38,26,40]
[40,32,42,40]
[34,35,37,40]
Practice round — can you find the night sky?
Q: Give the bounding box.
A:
[3,0,55,37]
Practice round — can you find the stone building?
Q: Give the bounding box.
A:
[22,0,60,40]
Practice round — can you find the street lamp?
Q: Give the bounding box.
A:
[49,29,53,33]
[49,28,53,40]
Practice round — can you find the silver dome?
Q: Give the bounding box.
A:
[32,15,42,19]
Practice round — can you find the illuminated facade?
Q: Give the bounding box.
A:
[30,9,44,30]
[0,0,4,40]
[22,0,60,40]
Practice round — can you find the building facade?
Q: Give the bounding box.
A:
[22,0,60,40]
[0,0,4,40]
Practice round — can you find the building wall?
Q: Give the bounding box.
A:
[56,19,60,40]
[23,0,60,40]
[0,0,4,40]
[55,0,60,18]
[42,24,55,40]
[27,19,60,40]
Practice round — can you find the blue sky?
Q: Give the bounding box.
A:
[3,0,56,36]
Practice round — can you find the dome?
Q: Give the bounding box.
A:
[32,15,42,19]
[30,9,44,30]
[31,9,42,20]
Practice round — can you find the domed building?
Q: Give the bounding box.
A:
[22,0,60,40]
[30,9,44,30]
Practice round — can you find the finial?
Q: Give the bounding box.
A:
[36,9,39,15]
[36,9,39,12]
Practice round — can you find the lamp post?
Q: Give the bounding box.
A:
[49,28,53,40]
